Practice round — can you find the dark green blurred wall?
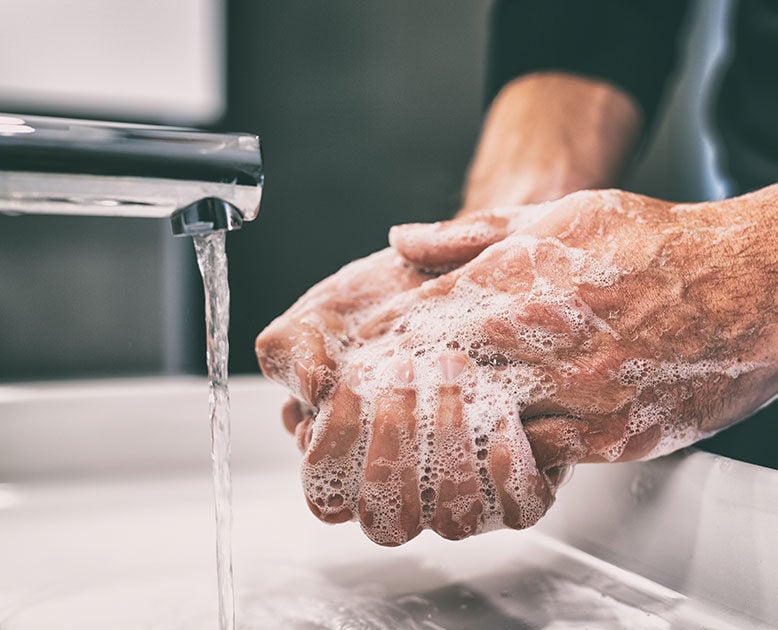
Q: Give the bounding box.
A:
[221,0,492,373]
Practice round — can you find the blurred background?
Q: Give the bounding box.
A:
[0,0,732,381]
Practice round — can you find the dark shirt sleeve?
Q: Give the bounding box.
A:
[486,0,691,132]
[715,0,778,194]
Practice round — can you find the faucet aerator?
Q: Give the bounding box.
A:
[171,197,244,237]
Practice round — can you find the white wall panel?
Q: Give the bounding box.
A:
[0,0,224,123]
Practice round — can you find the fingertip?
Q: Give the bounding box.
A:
[359,387,423,546]
[428,384,484,540]
[255,315,339,406]
[387,222,418,250]
[522,415,589,472]
[390,216,508,270]
[438,353,467,384]
[300,382,364,529]
[294,416,314,452]
[254,326,285,380]
[294,359,332,407]
[281,397,306,435]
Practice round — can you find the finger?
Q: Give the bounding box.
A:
[523,410,663,470]
[301,380,364,525]
[294,415,314,453]
[285,248,429,319]
[357,359,422,546]
[281,397,308,435]
[389,212,511,271]
[255,316,338,406]
[486,402,555,531]
[522,415,589,481]
[427,354,484,541]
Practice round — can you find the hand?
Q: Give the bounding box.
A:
[256,247,432,446]
[257,187,778,546]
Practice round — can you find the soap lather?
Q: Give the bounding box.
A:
[0,114,263,236]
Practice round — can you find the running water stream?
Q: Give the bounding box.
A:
[193,232,235,630]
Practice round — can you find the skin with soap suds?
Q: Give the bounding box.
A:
[257,187,778,546]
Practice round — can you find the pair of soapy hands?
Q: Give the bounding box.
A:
[256,185,778,546]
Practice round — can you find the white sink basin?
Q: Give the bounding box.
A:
[1,377,776,629]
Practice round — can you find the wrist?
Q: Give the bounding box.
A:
[460,72,642,216]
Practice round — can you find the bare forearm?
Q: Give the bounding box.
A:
[460,72,643,216]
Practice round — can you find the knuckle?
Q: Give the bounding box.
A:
[432,521,471,541]
[305,496,352,524]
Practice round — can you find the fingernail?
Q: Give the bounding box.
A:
[348,363,366,389]
[395,358,414,384]
[439,354,466,383]
[296,418,314,452]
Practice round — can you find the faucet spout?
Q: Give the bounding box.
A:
[171,197,244,236]
[0,114,263,235]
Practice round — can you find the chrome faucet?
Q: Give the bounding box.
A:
[0,114,263,236]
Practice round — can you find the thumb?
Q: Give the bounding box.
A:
[389,212,511,271]
[389,202,558,271]
[523,412,665,479]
